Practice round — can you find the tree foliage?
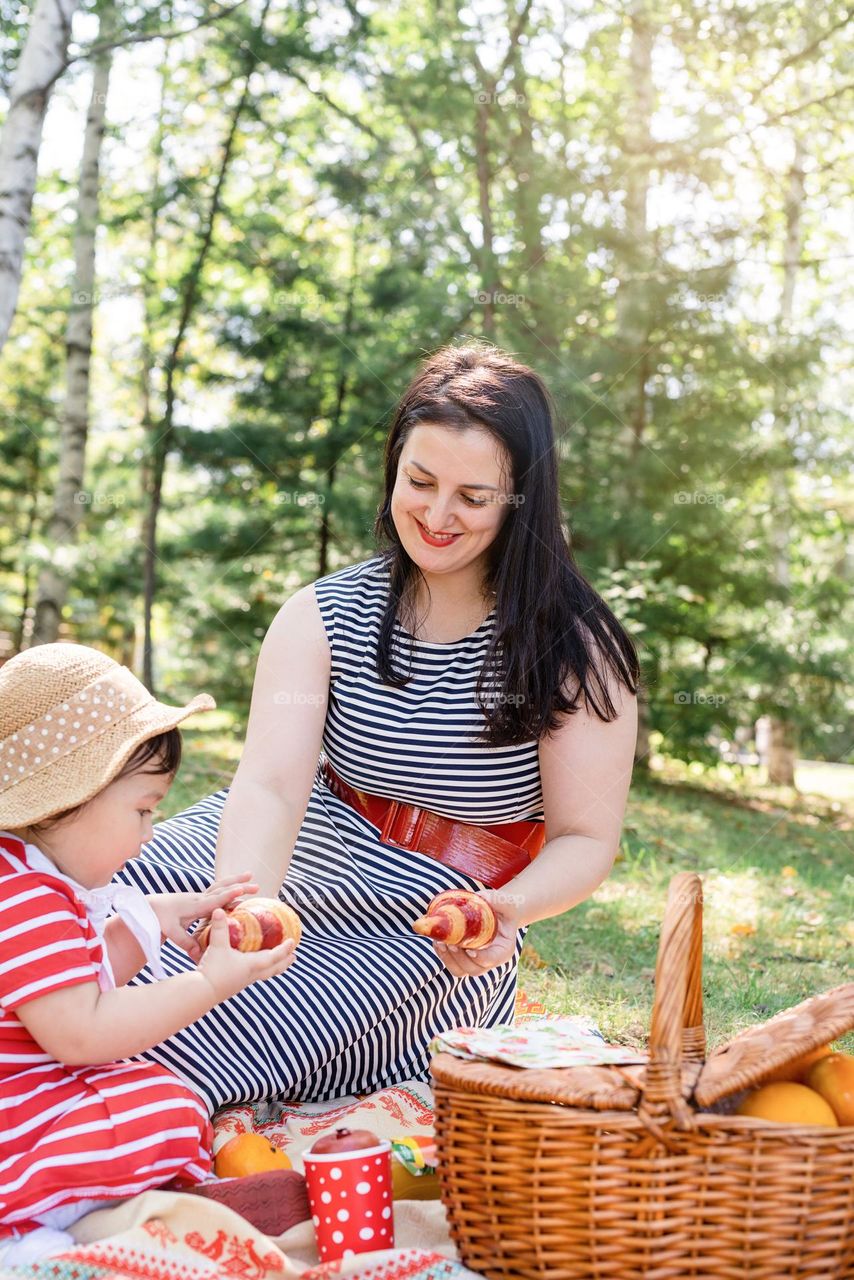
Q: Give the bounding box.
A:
[1,0,851,763]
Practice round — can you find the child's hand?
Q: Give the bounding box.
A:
[197,908,296,1000]
[149,874,260,961]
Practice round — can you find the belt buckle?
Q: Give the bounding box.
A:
[380,800,427,850]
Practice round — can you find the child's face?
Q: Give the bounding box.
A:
[33,768,172,888]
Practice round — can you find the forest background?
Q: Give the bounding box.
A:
[3,0,852,777]
[1,0,852,1038]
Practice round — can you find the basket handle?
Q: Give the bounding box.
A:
[639,872,705,1128]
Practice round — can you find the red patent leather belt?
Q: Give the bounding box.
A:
[321,759,545,889]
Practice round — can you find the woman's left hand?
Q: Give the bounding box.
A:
[149,873,259,961]
[433,888,524,978]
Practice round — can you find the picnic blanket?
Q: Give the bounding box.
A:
[210,987,550,1168]
[0,990,550,1279]
[211,1080,436,1171]
[0,1188,474,1280]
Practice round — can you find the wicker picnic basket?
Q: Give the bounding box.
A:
[431,872,854,1279]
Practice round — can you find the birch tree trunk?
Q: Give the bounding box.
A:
[134,35,171,678]
[0,0,79,353]
[32,18,113,645]
[141,85,249,691]
[760,135,806,788]
[508,46,560,356]
[318,220,359,579]
[13,447,42,653]
[468,1,531,340]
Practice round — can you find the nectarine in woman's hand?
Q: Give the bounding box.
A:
[412,890,497,948]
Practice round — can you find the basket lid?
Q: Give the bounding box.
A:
[430,1051,652,1112]
[694,982,854,1108]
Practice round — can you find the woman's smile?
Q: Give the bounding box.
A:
[415,518,464,548]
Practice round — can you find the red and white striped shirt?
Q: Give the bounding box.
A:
[0,834,212,1235]
[0,835,103,1072]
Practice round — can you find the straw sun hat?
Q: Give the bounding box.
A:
[0,643,215,829]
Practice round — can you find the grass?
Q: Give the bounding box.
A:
[167,721,853,1054]
[522,770,853,1053]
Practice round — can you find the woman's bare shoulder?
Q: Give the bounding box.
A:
[259,582,330,671]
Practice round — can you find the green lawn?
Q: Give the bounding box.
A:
[166,722,853,1053]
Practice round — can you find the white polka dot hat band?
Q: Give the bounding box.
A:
[0,643,215,828]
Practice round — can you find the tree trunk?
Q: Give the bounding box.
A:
[769,136,805,591]
[14,447,42,653]
[318,222,360,578]
[474,98,498,340]
[508,47,560,356]
[767,720,797,788]
[141,0,273,692]
[0,0,79,353]
[141,85,249,691]
[615,3,655,766]
[465,1,532,342]
[763,135,806,789]
[614,2,654,474]
[138,41,171,686]
[635,682,652,766]
[32,11,113,645]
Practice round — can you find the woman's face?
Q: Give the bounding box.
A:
[391,422,514,577]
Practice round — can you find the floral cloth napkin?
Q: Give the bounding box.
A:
[431,1016,646,1069]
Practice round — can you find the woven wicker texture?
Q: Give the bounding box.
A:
[695,983,854,1106]
[430,1056,645,1111]
[432,872,854,1279]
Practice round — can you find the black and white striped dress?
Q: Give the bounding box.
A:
[117,556,545,1111]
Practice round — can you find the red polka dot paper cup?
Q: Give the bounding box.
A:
[303,1140,395,1262]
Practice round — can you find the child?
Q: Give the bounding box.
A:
[0,643,297,1264]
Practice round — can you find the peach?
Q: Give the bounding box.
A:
[214,1132,292,1176]
[310,1127,382,1154]
[412,889,497,948]
[196,896,302,953]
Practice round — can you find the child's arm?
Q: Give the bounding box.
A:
[104,917,148,986]
[13,910,295,1066]
[103,874,259,985]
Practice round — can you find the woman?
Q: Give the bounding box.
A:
[119,344,640,1111]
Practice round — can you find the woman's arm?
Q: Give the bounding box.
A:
[215,584,332,895]
[508,673,638,925]
[436,669,638,977]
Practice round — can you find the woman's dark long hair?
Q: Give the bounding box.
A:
[374,343,641,746]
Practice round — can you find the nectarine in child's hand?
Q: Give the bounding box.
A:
[197,907,298,1000]
[195,897,302,953]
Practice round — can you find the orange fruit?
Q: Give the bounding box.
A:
[214,1132,292,1178]
[762,1043,833,1084]
[735,1081,838,1126]
[805,1053,854,1125]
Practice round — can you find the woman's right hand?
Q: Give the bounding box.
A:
[197,908,296,1000]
